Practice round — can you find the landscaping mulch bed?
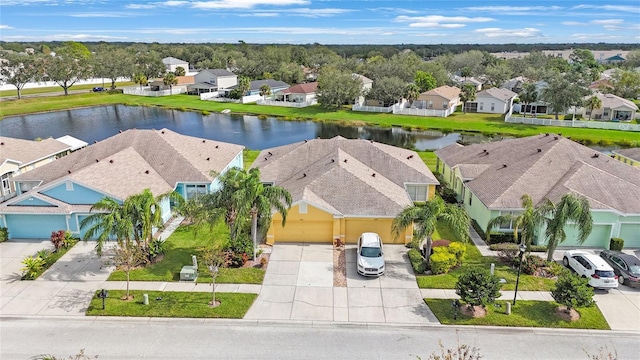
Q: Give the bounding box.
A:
[333,246,347,287]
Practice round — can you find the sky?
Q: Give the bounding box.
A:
[0,0,639,44]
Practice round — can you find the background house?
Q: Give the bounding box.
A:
[252,137,439,245]
[0,136,86,203]
[435,134,640,248]
[188,69,238,95]
[416,85,461,111]
[162,57,189,74]
[582,93,638,121]
[0,129,243,239]
[465,88,517,114]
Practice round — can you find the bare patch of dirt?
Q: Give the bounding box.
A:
[556,306,580,321]
[208,300,221,308]
[333,246,346,287]
[120,295,135,301]
[461,305,487,318]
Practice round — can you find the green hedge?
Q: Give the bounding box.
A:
[489,242,547,253]
[430,248,457,274]
[610,238,624,251]
[408,249,426,274]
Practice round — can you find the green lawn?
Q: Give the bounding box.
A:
[419,223,556,291]
[243,149,261,169]
[2,93,638,147]
[417,151,438,173]
[107,224,265,284]
[425,299,610,330]
[86,290,256,318]
[0,82,135,97]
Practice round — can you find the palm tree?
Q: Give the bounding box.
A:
[404,83,421,107]
[545,194,593,261]
[124,189,173,249]
[585,95,602,121]
[163,72,177,94]
[80,197,131,256]
[133,73,148,90]
[519,82,538,118]
[233,168,292,261]
[238,76,251,96]
[392,197,470,265]
[460,84,476,114]
[259,84,271,100]
[486,194,552,247]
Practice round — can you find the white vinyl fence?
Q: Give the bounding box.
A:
[504,108,640,131]
[123,87,184,97]
[351,104,394,113]
[257,99,317,108]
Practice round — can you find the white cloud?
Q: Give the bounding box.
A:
[562,21,583,26]
[238,12,279,17]
[570,33,624,40]
[126,4,156,9]
[0,25,14,29]
[1,34,128,41]
[69,12,137,18]
[192,0,309,9]
[286,8,352,17]
[591,19,624,25]
[474,27,542,38]
[395,15,493,28]
[162,1,189,6]
[460,6,562,12]
[572,5,640,14]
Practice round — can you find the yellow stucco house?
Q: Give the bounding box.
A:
[612,148,640,167]
[251,136,439,245]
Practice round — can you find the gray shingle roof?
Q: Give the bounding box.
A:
[199,69,235,77]
[229,79,289,92]
[0,137,71,167]
[251,137,439,216]
[435,134,640,213]
[477,88,517,102]
[162,57,188,65]
[11,128,244,200]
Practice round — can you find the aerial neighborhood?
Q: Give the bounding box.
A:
[1,40,639,358]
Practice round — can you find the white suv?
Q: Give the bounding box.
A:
[356,232,385,276]
[563,250,618,290]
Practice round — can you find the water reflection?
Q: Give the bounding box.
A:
[1,105,500,151]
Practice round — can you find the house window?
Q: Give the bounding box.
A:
[1,174,10,195]
[479,103,483,111]
[406,185,428,202]
[498,211,522,230]
[428,100,433,109]
[443,101,448,109]
[469,194,472,206]
[66,181,74,191]
[491,103,495,111]
[186,184,207,199]
[299,202,308,214]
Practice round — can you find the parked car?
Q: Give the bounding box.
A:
[563,250,618,290]
[599,250,640,288]
[92,87,105,92]
[356,232,385,276]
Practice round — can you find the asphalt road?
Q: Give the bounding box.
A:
[1,317,638,360]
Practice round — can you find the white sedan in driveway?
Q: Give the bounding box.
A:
[563,250,618,290]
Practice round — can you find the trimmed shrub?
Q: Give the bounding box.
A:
[545,260,565,277]
[520,255,546,275]
[610,238,624,251]
[455,268,501,307]
[431,239,451,253]
[50,230,73,250]
[485,232,518,245]
[408,248,426,274]
[0,227,8,242]
[430,248,457,274]
[551,269,594,311]
[439,187,458,204]
[448,242,466,265]
[489,242,547,252]
[21,255,46,280]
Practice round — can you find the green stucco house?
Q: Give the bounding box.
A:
[435,134,640,248]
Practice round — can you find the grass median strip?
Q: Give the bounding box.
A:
[425,298,610,330]
[86,290,257,318]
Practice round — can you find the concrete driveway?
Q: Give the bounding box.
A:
[244,243,438,324]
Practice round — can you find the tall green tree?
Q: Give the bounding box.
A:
[486,194,552,247]
[366,76,406,107]
[0,53,44,99]
[585,95,602,121]
[414,71,436,92]
[93,46,134,89]
[80,197,131,256]
[541,73,586,119]
[392,197,470,265]
[45,46,91,95]
[611,69,640,99]
[545,194,593,261]
[135,51,165,80]
[163,72,177,94]
[316,66,362,109]
[519,82,538,117]
[460,84,477,113]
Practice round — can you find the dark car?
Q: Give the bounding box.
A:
[599,250,640,288]
[92,87,105,92]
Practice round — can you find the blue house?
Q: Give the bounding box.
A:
[0,129,243,239]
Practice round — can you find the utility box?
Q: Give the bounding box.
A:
[180,265,197,281]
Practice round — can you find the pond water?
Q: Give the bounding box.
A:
[0,105,503,150]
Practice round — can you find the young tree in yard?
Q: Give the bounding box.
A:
[519,82,538,117]
[0,53,44,99]
[545,194,592,261]
[201,244,226,307]
[404,83,421,106]
[237,76,251,96]
[163,72,177,94]
[460,84,476,113]
[316,66,362,109]
[486,194,552,248]
[585,95,602,121]
[113,237,146,300]
[392,197,470,266]
[551,270,594,318]
[174,66,186,77]
[259,84,271,99]
[133,73,148,89]
[455,267,501,312]
[414,70,436,92]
